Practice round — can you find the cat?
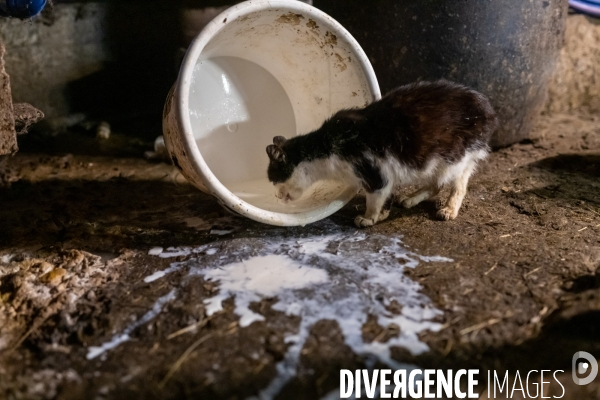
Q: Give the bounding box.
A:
[266,80,498,228]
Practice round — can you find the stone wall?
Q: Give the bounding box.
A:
[545,14,600,114]
[0,4,108,120]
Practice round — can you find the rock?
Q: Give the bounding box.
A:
[0,43,44,156]
[40,268,67,285]
[13,103,44,135]
[95,121,111,140]
[145,136,170,162]
[0,41,17,156]
[154,135,167,158]
[34,262,55,275]
[62,250,85,268]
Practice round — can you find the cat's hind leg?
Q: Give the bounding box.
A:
[400,185,440,209]
[355,184,394,228]
[437,159,477,221]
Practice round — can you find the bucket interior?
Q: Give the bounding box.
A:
[186,7,376,214]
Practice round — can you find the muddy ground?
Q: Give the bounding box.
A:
[0,111,599,400]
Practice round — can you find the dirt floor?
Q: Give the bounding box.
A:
[0,111,599,400]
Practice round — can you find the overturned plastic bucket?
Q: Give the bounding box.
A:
[163,0,380,226]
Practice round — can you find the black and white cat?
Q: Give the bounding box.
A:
[266,80,498,228]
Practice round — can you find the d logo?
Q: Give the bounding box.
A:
[572,351,598,385]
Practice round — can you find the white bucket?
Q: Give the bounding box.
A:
[163,0,380,226]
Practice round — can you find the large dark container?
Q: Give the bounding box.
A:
[316,0,568,148]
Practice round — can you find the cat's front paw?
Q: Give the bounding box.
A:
[401,197,417,209]
[437,207,458,221]
[354,215,375,228]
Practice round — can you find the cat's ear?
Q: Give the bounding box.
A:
[266,144,286,163]
[273,136,287,147]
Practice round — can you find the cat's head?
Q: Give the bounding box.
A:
[266,136,310,202]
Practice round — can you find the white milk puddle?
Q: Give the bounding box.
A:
[90,228,452,399]
[144,244,217,283]
[148,247,163,256]
[190,231,451,399]
[202,255,329,327]
[144,265,180,283]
